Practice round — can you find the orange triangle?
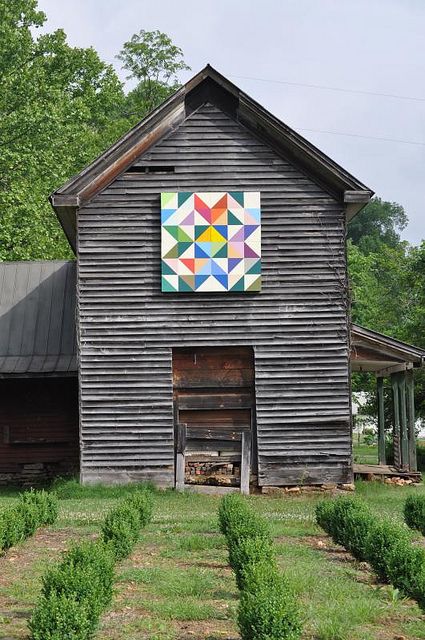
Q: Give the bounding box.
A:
[180,259,196,273]
[211,194,228,223]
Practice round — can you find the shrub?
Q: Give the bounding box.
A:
[125,489,153,528]
[404,494,425,535]
[230,535,275,590]
[238,564,301,640]
[21,489,58,525]
[0,490,58,554]
[29,592,94,640]
[365,519,411,583]
[387,542,425,610]
[218,493,249,537]
[101,502,140,560]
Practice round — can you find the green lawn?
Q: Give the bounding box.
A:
[352,441,378,465]
[0,480,425,639]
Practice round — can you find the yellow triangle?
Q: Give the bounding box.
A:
[197,227,211,242]
[210,227,226,242]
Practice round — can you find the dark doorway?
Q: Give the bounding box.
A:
[172,347,255,492]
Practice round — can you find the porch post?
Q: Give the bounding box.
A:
[377,376,386,465]
[399,372,409,470]
[391,373,401,469]
[406,369,417,471]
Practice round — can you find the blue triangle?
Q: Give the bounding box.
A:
[194,274,209,289]
[161,209,176,223]
[195,243,210,259]
[213,225,228,240]
[213,274,228,289]
[198,259,212,275]
[228,258,242,273]
[211,260,227,276]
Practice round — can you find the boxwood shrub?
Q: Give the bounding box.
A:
[404,494,425,535]
[0,490,58,554]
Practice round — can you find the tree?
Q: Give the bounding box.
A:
[0,0,128,260]
[348,197,408,254]
[117,29,190,120]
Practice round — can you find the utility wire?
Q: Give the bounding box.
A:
[297,128,425,147]
[228,74,425,104]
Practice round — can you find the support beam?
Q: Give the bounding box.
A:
[175,423,186,491]
[377,376,386,465]
[399,372,409,470]
[406,370,417,471]
[391,373,401,469]
[240,431,251,495]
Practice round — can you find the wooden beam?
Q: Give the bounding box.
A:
[406,370,417,471]
[376,362,413,377]
[377,376,386,465]
[240,431,251,495]
[391,373,401,469]
[175,423,186,492]
[399,372,409,470]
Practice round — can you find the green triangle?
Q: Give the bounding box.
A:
[228,212,243,225]
[178,192,193,206]
[179,276,194,292]
[195,225,209,239]
[177,227,193,242]
[162,276,177,292]
[247,276,261,292]
[164,245,179,259]
[163,226,180,241]
[161,192,175,207]
[210,241,227,257]
[230,276,245,292]
[229,191,244,206]
[177,241,192,256]
[247,260,261,275]
[214,244,228,258]
[162,260,176,275]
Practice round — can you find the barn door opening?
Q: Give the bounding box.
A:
[172,347,255,493]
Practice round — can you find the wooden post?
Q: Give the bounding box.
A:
[406,369,417,471]
[175,423,186,491]
[240,431,251,495]
[391,373,401,469]
[399,372,409,470]
[377,376,386,465]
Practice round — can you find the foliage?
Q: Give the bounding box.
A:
[404,494,425,535]
[316,495,425,611]
[117,29,190,117]
[219,495,301,640]
[348,197,408,254]
[0,489,58,552]
[29,490,154,639]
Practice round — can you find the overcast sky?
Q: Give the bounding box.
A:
[37,0,425,244]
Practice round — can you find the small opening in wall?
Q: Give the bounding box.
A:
[126,165,175,174]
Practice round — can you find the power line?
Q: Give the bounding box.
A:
[229,74,425,104]
[297,128,425,147]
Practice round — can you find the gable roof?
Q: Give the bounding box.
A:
[351,324,425,373]
[51,65,373,251]
[0,261,77,375]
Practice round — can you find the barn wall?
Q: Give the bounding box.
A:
[77,103,351,486]
[0,377,79,485]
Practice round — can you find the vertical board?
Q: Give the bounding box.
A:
[77,103,351,486]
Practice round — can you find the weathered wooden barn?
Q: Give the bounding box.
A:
[1,66,424,489]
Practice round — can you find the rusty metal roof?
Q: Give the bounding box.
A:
[0,261,77,375]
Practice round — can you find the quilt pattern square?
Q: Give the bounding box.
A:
[161,192,261,292]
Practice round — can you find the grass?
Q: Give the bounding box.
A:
[0,479,425,639]
[353,441,378,465]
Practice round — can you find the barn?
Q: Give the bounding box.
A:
[1,66,423,489]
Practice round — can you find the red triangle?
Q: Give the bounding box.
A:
[195,195,212,223]
[180,258,196,273]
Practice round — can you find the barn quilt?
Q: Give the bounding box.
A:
[161,192,261,292]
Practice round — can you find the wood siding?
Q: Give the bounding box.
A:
[0,377,79,477]
[77,103,351,486]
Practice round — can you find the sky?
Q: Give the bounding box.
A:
[37,0,425,244]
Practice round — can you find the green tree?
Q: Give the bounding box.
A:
[117,29,190,120]
[348,197,408,254]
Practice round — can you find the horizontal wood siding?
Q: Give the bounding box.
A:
[77,103,351,486]
[0,378,79,476]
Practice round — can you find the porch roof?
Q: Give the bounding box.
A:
[351,324,425,375]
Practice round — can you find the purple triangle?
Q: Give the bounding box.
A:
[228,258,242,272]
[181,211,195,225]
[244,225,258,239]
[230,227,245,242]
[244,244,259,258]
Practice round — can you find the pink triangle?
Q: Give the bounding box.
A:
[230,227,245,242]
[244,212,260,225]
[244,243,259,258]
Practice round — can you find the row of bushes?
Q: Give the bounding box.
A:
[404,494,425,536]
[0,489,58,553]
[219,493,301,640]
[29,488,153,640]
[316,496,425,611]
